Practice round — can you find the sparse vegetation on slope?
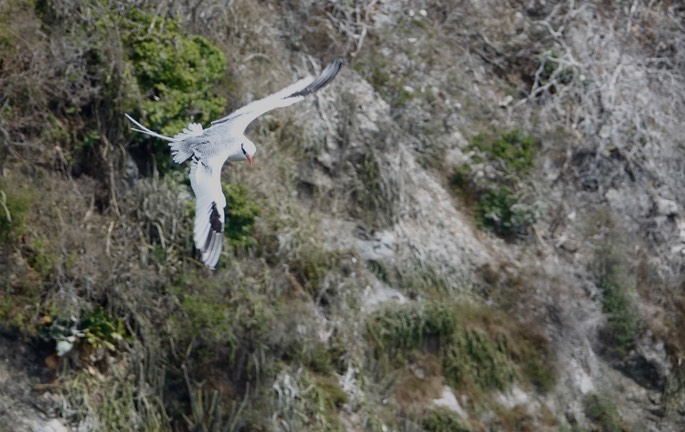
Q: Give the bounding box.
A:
[0,177,32,244]
[367,301,556,402]
[421,408,471,432]
[452,129,539,238]
[589,218,640,361]
[2,1,685,431]
[584,392,628,432]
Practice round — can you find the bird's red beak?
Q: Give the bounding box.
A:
[246,155,253,166]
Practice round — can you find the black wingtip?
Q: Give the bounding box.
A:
[199,202,224,269]
[203,202,224,251]
[289,58,343,99]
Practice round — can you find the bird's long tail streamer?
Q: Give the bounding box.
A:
[124,114,176,142]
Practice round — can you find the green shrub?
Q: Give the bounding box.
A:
[176,286,239,357]
[474,186,532,236]
[583,392,625,432]
[79,308,128,351]
[24,1,228,177]
[124,9,227,128]
[0,184,32,243]
[38,307,128,354]
[452,129,539,238]
[449,165,472,191]
[421,408,470,432]
[469,129,538,176]
[171,270,276,382]
[599,273,637,358]
[181,295,237,351]
[118,7,227,172]
[223,183,262,249]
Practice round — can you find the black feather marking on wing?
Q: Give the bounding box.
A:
[288,58,343,99]
[211,111,245,126]
[204,202,224,251]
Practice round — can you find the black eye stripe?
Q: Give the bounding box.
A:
[241,143,246,154]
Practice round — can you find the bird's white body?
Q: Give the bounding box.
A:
[126,59,342,268]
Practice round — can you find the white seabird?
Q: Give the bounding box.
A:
[126,58,343,269]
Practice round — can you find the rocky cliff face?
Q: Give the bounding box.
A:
[1,0,685,431]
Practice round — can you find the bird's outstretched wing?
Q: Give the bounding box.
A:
[210,58,343,133]
[189,159,226,269]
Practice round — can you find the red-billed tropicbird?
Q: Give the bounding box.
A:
[125,58,342,269]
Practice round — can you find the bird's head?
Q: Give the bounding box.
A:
[231,139,257,165]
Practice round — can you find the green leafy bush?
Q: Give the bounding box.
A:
[475,186,519,235]
[122,8,226,127]
[178,290,238,352]
[13,1,229,180]
[59,4,226,172]
[223,183,262,249]
[38,307,128,354]
[452,129,539,238]
[421,408,470,432]
[80,308,128,351]
[469,129,538,176]
[119,7,227,172]
[583,392,625,432]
